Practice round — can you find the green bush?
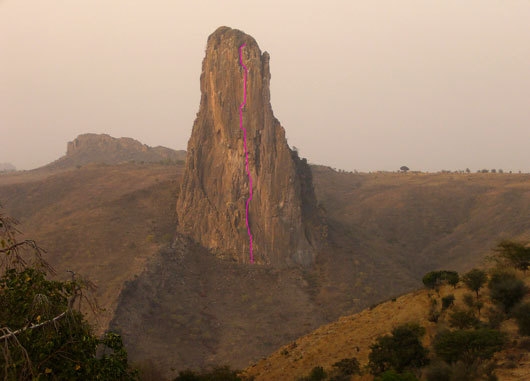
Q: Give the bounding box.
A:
[513,303,530,336]
[434,329,506,364]
[485,307,506,329]
[488,272,527,312]
[300,366,327,381]
[368,323,429,375]
[448,308,479,329]
[424,361,451,381]
[332,357,360,376]
[441,294,455,310]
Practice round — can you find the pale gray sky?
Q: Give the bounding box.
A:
[1,1,529,172]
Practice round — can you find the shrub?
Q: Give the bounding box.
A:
[448,308,479,329]
[375,370,418,381]
[512,303,530,336]
[302,366,327,381]
[488,272,527,313]
[425,361,451,381]
[332,357,360,376]
[463,293,475,308]
[368,323,429,375]
[441,294,455,310]
[434,329,506,364]
[518,338,530,350]
[485,307,506,329]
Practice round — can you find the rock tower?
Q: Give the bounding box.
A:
[176,27,320,267]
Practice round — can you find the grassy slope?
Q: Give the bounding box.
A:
[244,274,530,381]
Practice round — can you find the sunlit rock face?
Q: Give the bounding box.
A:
[176,26,321,267]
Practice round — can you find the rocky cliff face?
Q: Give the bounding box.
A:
[176,26,321,267]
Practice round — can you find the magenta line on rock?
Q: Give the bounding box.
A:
[238,43,254,264]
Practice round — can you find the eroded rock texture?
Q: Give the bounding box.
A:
[176,26,320,267]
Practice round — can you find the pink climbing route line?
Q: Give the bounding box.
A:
[238,43,254,264]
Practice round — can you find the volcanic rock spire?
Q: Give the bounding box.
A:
[176,26,320,267]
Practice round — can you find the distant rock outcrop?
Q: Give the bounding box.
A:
[0,163,16,172]
[176,27,321,267]
[46,133,186,169]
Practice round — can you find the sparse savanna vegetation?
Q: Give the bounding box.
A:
[245,240,530,380]
[1,146,529,379]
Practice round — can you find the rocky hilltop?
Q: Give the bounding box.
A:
[46,133,185,169]
[176,27,321,267]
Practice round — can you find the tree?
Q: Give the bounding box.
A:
[368,323,429,375]
[400,166,410,173]
[492,240,530,273]
[445,272,460,288]
[422,271,459,291]
[462,269,487,298]
[0,206,137,380]
[488,271,527,313]
[434,329,506,364]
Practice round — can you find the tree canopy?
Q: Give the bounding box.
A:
[0,206,137,380]
[492,240,530,272]
[434,329,505,364]
[368,323,429,375]
[462,269,487,298]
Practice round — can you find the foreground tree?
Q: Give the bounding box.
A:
[0,206,137,380]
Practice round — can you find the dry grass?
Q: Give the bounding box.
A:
[244,273,530,381]
[1,163,529,377]
[0,162,182,332]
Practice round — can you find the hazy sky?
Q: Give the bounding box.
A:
[1,1,529,172]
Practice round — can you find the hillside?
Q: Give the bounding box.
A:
[1,159,529,375]
[244,271,530,381]
[0,162,182,331]
[307,167,530,322]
